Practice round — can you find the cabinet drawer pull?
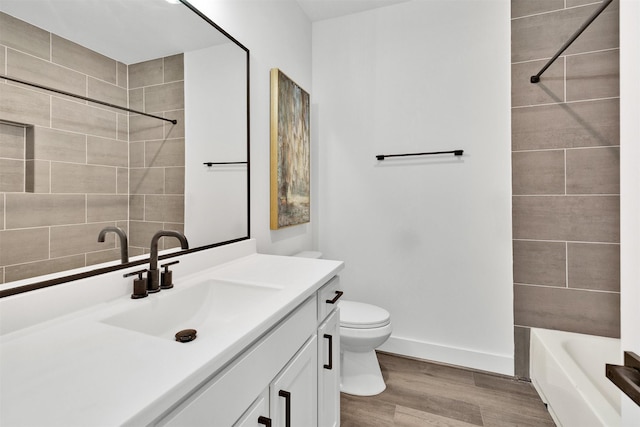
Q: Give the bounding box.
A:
[258,415,272,427]
[278,390,291,427]
[325,290,344,304]
[323,334,333,370]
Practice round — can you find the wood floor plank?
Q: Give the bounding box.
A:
[340,352,556,426]
[395,405,482,427]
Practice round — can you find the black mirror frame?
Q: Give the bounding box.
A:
[0,0,250,299]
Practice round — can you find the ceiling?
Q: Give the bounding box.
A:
[295,0,410,22]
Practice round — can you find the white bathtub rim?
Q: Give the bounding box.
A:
[530,328,621,427]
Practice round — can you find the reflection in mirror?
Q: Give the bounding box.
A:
[0,0,249,293]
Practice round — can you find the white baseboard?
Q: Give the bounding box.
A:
[378,336,514,376]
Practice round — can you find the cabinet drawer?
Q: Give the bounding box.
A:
[317,276,342,322]
[159,296,317,427]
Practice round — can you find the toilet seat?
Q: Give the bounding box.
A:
[338,300,390,329]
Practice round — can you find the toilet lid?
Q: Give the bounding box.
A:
[338,300,390,329]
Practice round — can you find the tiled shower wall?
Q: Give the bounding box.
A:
[0,12,184,285]
[128,56,185,254]
[511,0,620,378]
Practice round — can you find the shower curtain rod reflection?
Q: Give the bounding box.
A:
[376,150,463,161]
[530,0,613,83]
[1,74,177,124]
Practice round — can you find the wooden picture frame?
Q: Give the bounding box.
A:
[270,68,310,229]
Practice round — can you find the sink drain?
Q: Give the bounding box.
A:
[175,329,197,343]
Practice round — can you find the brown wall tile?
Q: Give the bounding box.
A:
[144,195,184,223]
[25,160,50,193]
[129,88,143,112]
[8,49,87,96]
[117,113,128,141]
[512,150,564,195]
[51,162,116,194]
[129,195,144,221]
[87,136,128,167]
[86,248,122,266]
[566,147,619,194]
[0,227,49,266]
[0,12,50,61]
[32,127,86,163]
[514,284,620,338]
[117,62,128,89]
[164,54,184,82]
[129,220,163,248]
[165,167,185,194]
[513,240,566,286]
[0,159,24,192]
[5,255,85,282]
[145,138,185,167]
[117,168,128,195]
[50,222,115,258]
[514,326,531,379]
[144,81,184,113]
[129,142,145,168]
[567,49,619,102]
[568,243,620,292]
[130,168,165,195]
[87,77,128,110]
[51,35,116,84]
[511,0,563,19]
[5,193,85,228]
[512,60,564,107]
[511,3,619,63]
[512,99,620,151]
[513,195,619,242]
[129,58,163,89]
[0,83,51,127]
[129,115,165,142]
[87,195,128,222]
[0,196,4,231]
[51,97,117,139]
[164,110,185,138]
[0,123,25,159]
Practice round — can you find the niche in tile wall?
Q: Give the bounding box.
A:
[0,121,33,193]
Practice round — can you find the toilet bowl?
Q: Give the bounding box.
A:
[292,251,392,396]
[338,300,392,396]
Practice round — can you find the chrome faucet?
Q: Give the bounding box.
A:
[147,230,189,293]
[97,226,129,264]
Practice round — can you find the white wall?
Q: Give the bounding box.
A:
[620,0,640,424]
[188,0,314,256]
[313,0,514,374]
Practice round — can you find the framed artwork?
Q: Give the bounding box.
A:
[270,68,310,229]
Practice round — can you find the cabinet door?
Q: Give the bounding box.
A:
[234,390,270,427]
[270,335,318,427]
[318,309,340,427]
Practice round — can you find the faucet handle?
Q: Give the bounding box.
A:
[124,269,148,299]
[160,260,179,290]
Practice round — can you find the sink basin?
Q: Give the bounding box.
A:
[102,279,282,340]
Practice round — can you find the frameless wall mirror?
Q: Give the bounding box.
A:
[0,0,250,295]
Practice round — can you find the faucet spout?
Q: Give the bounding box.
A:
[147,230,189,292]
[97,226,129,264]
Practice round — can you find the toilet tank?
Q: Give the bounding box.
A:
[293,251,323,259]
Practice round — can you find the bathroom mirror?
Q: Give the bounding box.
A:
[0,0,249,294]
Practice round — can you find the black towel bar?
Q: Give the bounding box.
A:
[376,150,463,161]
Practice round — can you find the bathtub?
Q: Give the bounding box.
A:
[530,328,622,427]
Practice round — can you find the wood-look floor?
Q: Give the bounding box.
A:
[341,352,556,427]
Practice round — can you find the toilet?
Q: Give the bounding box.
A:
[294,251,392,396]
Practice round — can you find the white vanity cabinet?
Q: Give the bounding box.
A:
[317,276,342,427]
[157,275,343,427]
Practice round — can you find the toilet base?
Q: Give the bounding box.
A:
[340,349,386,396]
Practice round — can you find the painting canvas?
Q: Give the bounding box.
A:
[270,68,310,229]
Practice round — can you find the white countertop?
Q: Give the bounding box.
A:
[0,251,343,426]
